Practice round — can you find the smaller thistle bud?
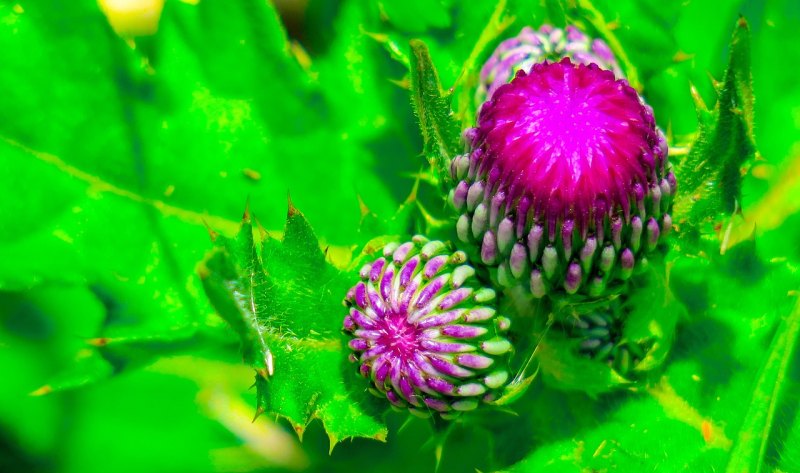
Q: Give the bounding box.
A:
[568,310,646,376]
[343,236,513,418]
[537,266,681,394]
[476,24,623,106]
[451,59,674,299]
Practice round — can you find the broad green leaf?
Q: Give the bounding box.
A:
[2,1,800,472]
[199,203,387,447]
[672,17,757,235]
[0,0,404,390]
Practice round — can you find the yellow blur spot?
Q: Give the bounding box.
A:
[99,0,164,36]
[242,168,262,181]
[53,229,73,244]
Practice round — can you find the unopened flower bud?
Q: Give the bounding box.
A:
[569,310,645,376]
[476,24,623,106]
[343,237,513,418]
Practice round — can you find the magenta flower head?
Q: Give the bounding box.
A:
[476,24,623,106]
[451,59,674,298]
[343,236,512,418]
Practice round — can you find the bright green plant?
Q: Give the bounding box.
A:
[1,1,800,472]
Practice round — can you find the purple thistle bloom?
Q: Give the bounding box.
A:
[476,24,623,106]
[343,236,512,418]
[451,59,675,298]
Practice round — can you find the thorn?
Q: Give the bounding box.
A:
[706,71,722,92]
[242,197,252,223]
[356,194,371,219]
[328,435,339,455]
[689,83,709,111]
[361,29,389,43]
[287,193,301,217]
[737,14,748,29]
[202,218,219,241]
[388,77,410,89]
[251,216,270,243]
[397,415,416,434]
[252,406,266,422]
[404,176,420,205]
[293,424,305,441]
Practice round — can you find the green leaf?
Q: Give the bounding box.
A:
[498,239,799,472]
[673,17,757,234]
[0,0,404,390]
[725,285,800,473]
[409,39,463,183]
[199,202,387,447]
[377,0,452,33]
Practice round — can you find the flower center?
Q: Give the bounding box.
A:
[477,59,658,229]
[376,310,421,360]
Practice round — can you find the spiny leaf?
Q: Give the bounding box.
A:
[673,17,757,235]
[199,202,387,448]
[199,207,274,377]
[409,39,463,183]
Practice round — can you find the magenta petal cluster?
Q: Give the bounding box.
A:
[476,24,623,106]
[451,59,674,297]
[343,236,512,418]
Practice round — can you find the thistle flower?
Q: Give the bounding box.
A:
[451,59,674,298]
[343,236,512,418]
[476,24,623,106]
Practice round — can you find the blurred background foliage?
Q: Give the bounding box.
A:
[1,0,800,472]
